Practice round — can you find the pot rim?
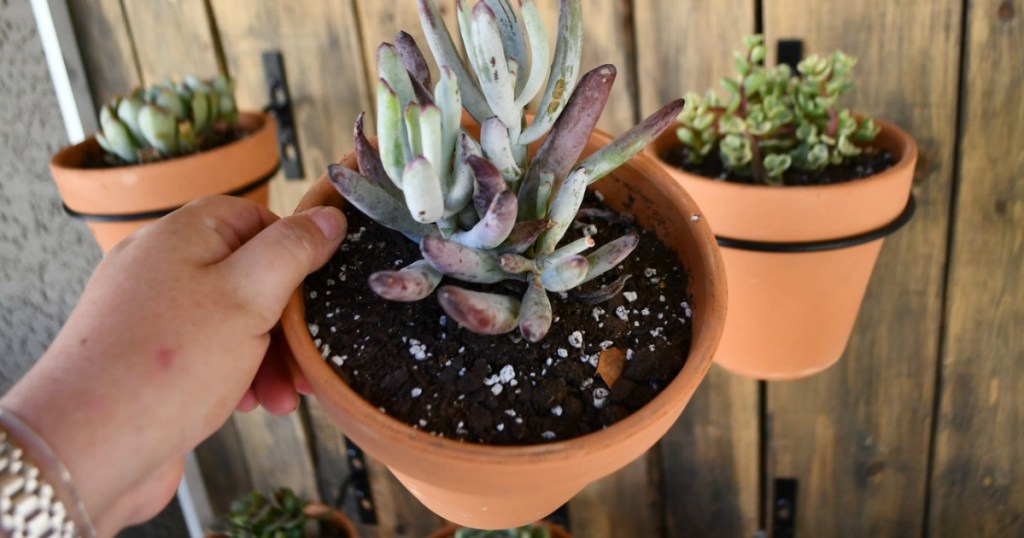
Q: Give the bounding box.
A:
[650,117,917,194]
[282,127,726,466]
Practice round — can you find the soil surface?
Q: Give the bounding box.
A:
[660,145,896,186]
[304,193,692,445]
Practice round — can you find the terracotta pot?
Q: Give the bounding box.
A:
[647,119,918,380]
[427,521,571,538]
[281,126,727,529]
[49,112,279,253]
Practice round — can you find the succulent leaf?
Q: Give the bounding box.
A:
[354,112,404,198]
[541,254,589,292]
[519,276,553,342]
[446,131,481,216]
[421,235,509,283]
[369,259,443,301]
[395,31,432,88]
[437,286,520,335]
[467,154,507,217]
[98,104,138,161]
[418,0,491,121]
[496,219,553,254]
[518,0,583,144]
[577,98,685,185]
[328,163,433,240]
[377,79,406,186]
[450,189,518,249]
[537,167,589,254]
[514,0,550,109]
[468,2,519,131]
[137,104,178,154]
[581,232,639,284]
[483,0,528,93]
[498,253,537,273]
[402,156,445,223]
[378,43,419,115]
[480,116,523,186]
[548,234,595,261]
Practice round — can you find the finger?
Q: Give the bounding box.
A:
[143,195,281,264]
[253,347,300,415]
[236,388,259,412]
[219,206,346,323]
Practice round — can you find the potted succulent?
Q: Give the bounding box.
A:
[281,0,726,529]
[428,521,570,538]
[648,35,918,379]
[49,75,279,253]
[207,487,357,537]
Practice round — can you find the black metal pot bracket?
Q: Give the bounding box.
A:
[338,438,378,525]
[262,50,305,180]
[772,478,798,538]
[715,194,916,253]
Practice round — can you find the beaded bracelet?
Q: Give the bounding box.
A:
[0,409,95,537]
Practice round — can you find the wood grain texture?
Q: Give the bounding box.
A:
[569,448,661,538]
[231,408,320,500]
[660,368,760,537]
[65,0,141,110]
[194,418,253,516]
[634,0,755,118]
[762,1,962,536]
[121,0,219,85]
[633,2,761,536]
[929,1,1024,535]
[210,0,372,215]
[364,455,446,538]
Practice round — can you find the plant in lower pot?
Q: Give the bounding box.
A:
[281,0,726,529]
[49,75,279,253]
[648,35,919,380]
[206,487,357,537]
[428,521,569,538]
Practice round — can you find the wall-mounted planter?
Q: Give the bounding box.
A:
[648,119,917,380]
[49,112,279,253]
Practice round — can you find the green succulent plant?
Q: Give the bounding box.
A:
[224,488,324,538]
[675,34,880,185]
[454,523,552,538]
[327,0,683,342]
[96,74,239,164]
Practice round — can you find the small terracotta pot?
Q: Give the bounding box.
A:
[49,112,279,253]
[427,521,571,538]
[647,119,917,380]
[281,128,727,529]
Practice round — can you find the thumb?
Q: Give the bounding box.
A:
[220,206,346,323]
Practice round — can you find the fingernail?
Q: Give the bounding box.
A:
[309,206,345,240]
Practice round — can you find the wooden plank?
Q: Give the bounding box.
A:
[121,0,219,85]
[634,0,755,118]
[569,447,661,538]
[363,455,446,538]
[762,1,962,535]
[194,418,253,517]
[231,408,320,499]
[633,2,761,536]
[660,368,760,537]
[210,0,372,215]
[929,1,1024,535]
[65,0,141,109]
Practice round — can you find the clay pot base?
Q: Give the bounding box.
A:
[303,194,693,445]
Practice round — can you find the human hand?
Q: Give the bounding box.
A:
[0,195,345,535]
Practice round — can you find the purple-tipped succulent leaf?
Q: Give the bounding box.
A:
[395,31,431,88]
[377,43,417,113]
[577,98,686,185]
[421,235,508,283]
[327,164,432,241]
[541,254,589,292]
[450,189,518,249]
[437,285,520,335]
[467,154,507,217]
[354,112,402,198]
[568,274,632,305]
[519,277,552,342]
[368,260,442,302]
[582,232,640,284]
[496,219,553,254]
[519,65,615,219]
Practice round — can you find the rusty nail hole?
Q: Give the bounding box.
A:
[998,1,1015,20]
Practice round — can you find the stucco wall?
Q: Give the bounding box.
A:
[0,0,100,391]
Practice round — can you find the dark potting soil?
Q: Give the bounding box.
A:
[304,193,693,446]
[660,145,897,186]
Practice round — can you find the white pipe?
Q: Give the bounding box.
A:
[30,0,97,143]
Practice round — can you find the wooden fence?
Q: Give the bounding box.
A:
[64,1,1022,536]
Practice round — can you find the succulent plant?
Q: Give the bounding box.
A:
[96,74,239,164]
[675,34,880,185]
[327,0,683,342]
[454,523,552,538]
[224,488,323,538]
